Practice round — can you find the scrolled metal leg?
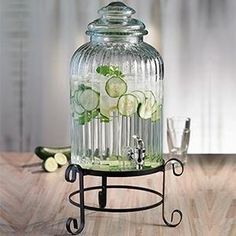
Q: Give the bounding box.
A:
[65,164,85,235]
[98,176,107,208]
[162,158,184,227]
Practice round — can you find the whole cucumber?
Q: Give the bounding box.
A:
[34,146,71,161]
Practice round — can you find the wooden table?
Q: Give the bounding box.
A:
[0,153,235,236]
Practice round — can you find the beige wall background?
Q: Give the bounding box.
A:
[0,0,236,153]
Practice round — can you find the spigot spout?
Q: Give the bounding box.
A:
[126,135,146,169]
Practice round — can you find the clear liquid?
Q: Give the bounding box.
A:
[71,76,163,171]
[167,129,190,155]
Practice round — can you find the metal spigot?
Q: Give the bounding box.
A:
[127,135,146,170]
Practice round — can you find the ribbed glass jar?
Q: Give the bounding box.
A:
[70,2,164,171]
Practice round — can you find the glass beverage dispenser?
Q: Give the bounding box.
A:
[70,2,164,171]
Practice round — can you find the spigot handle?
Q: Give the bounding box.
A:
[132,135,144,149]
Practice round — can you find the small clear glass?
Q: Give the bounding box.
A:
[167,117,191,164]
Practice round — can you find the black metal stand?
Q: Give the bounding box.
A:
[65,158,184,235]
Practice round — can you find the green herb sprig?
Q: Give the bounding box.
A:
[96,65,124,78]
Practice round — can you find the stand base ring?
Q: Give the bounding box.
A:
[69,185,163,213]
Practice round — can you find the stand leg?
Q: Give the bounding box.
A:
[162,158,184,227]
[98,176,107,208]
[65,165,85,235]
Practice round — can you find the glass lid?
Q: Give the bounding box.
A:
[86,1,148,36]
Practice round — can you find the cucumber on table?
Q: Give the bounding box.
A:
[54,153,68,166]
[34,146,71,161]
[43,157,58,172]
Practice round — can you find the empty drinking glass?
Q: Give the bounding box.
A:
[167,117,191,164]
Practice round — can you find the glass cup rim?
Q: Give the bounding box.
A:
[167,116,191,122]
[167,116,191,130]
[167,128,190,132]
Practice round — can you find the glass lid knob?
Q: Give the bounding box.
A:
[86,1,148,37]
[98,1,136,18]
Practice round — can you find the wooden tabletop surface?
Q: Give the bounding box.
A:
[0,153,235,236]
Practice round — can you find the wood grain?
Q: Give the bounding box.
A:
[0,153,235,236]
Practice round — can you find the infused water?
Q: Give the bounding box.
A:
[70,72,163,171]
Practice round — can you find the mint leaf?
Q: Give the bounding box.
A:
[76,109,99,125]
[76,111,91,125]
[90,109,99,119]
[96,65,124,78]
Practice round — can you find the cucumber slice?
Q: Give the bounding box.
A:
[100,109,109,120]
[54,153,68,166]
[151,102,159,114]
[145,90,156,107]
[105,76,127,98]
[138,100,153,119]
[100,95,118,119]
[43,157,58,172]
[73,101,85,115]
[131,90,146,104]
[74,84,92,104]
[137,90,157,119]
[151,109,160,122]
[118,94,138,116]
[144,162,152,168]
[35,146,71,160]
[74,90,83,104]
[79,89,99,111]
